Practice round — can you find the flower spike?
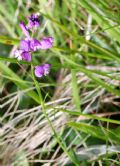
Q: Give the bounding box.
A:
[15,14,53,79]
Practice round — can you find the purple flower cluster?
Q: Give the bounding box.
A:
[15,14,53,77]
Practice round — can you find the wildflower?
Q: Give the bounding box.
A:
[27,14,40,29]
[15,38,40,61]
[39,37,53,49]
[34,64,51,77]
[14,49,31,62]
[19,22,30,38]
[15,39,31,62]
[15,14,53,78]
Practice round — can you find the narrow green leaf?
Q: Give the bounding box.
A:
[60,109,120,125]
[0,61,40,104]
[71,69,81,112]
[0,35,19,45]
[69,149,80,165]
[0,55,30,64]
[68,122,120,144]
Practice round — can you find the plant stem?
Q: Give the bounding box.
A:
[31,64,79,166]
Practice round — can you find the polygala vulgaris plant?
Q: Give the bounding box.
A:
[14,13,53,77]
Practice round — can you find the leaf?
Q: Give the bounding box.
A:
[68,122,120,144]
[60,109,120,125]
[0,55,30,65]
[69,149,80,165]
[0,61,40,104]
[71,69,81,111]
[0,35,19,45]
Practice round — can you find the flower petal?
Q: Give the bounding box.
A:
[14,49,23,61]
[39,37,53,49]
[43,64,51,75]
[21,51,31,62]
[19,22,30,38]
[20,39,31,52]
[34,64,51,77]
[30,39,41,51]
[34,65,44,77]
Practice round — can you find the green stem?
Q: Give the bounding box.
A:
[31,64,79,166]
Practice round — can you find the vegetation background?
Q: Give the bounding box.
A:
[0,0,120,165]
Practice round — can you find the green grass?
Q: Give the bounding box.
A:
[0,0,120,165]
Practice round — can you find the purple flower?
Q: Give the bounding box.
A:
[15,38,31,62]
[20,39,31,52]
[19,22,30,38]
[30,37,53,50]
[27,14,40,29]
[21,51,31,62]
[39,37,53,49]
[15,14,53,66]
[15,38,40,62]
[30,39,41,51]
[34,64,51,77]
[20,38,42,52]
[14,49,31,62]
